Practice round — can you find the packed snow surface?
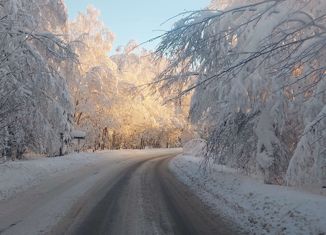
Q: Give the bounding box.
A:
[0,149,176,201]
[170,154,326,235]
[0,149,181,235]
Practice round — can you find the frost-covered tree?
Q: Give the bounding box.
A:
[0,0,75,159]
[156,0,326,185]
[111,43,189,149]
[66,6,118,150]
[66,8,188,150]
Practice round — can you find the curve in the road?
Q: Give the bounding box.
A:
[55,154,239,235]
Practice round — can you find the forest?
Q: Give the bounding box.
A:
[0,0,325,187]
[0,2,191,159]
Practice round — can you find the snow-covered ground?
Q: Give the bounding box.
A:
[170,154,326,235]
[2,154,72,200]
[0,152,109,201]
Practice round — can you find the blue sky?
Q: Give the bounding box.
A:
[65,0,210,52]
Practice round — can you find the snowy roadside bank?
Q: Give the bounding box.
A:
[0,152,108,201]
[170,154,326,235]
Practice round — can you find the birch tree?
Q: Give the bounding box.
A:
[156,0,326,185]
[0,0,75,159]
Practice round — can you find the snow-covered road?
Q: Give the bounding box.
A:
[0,149,238,235]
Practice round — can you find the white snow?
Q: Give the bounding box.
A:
[0,152,103,201]
[170,154,326,235]
[71,130,86,138]
[182,139,206,157]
